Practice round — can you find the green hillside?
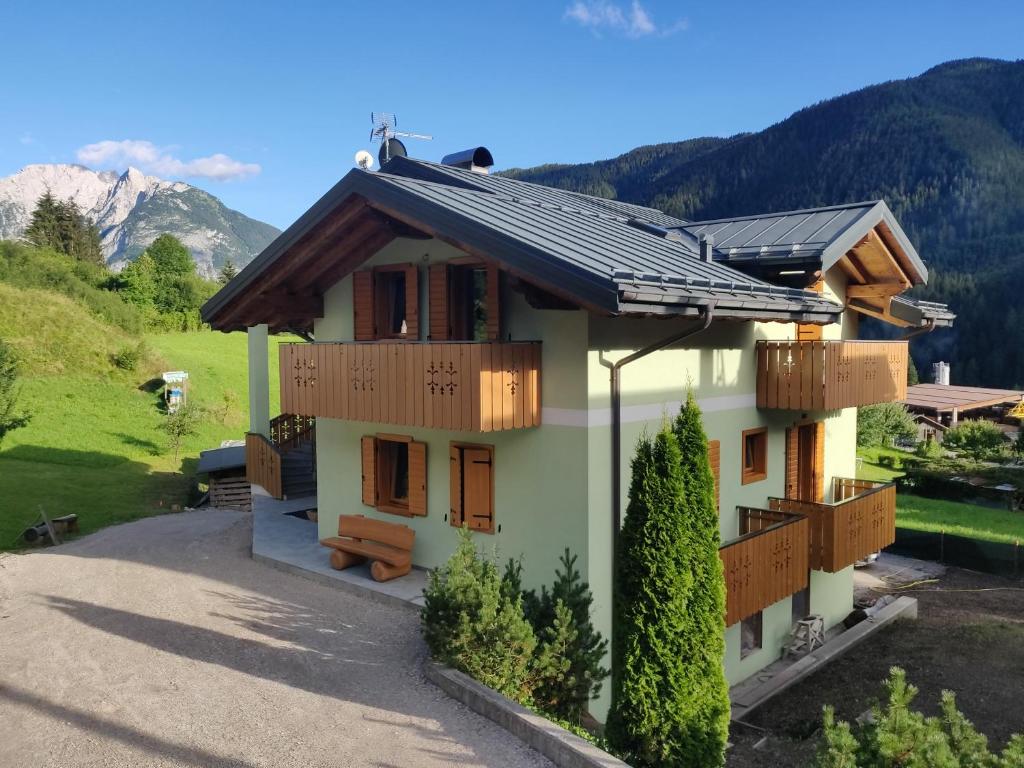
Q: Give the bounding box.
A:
[506,58,1024,388]
[0,243,291,549]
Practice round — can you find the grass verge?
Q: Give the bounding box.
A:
[896,493,1024,544]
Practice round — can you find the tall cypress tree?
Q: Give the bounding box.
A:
[671,391,730,766]
[607,394,729,767]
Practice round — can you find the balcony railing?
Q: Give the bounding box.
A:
[720,508,810,627]
[279,341,541,432]
[756,340,908,411]
[246,432,283,499]
[769,478,897,572]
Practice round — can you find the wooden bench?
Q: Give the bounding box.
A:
[319,514,415,582]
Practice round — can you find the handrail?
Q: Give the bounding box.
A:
[270,413,316,451]
[245,432,283,499]
[766,478,894,511]
[719,507,805,550]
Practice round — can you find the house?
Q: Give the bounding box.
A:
[201,149,954,717]
[913,413,948,445]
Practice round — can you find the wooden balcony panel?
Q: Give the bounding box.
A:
[720,508,810,626]
[756,340,908,411]
[769,479,897,572]
[279,341,541,432]
[245,432,283,499]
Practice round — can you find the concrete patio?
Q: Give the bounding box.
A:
[251,491,428,609]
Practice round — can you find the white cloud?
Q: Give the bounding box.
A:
[563,1,687,38]
[75,139,261,181]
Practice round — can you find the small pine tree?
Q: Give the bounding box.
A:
[510,550,609,722]
[816,668,1024,767]
[218,259,239,285]
[23,192,62,252]
[422,527,538,701]
[908,355,921,386]
[0,339,31,448]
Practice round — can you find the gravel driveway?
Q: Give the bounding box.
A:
[0,510,552,768]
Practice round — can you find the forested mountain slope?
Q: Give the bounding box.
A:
[506,58,1024,387]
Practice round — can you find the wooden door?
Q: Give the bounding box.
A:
[793,422,825,502]
[797,424,816,502]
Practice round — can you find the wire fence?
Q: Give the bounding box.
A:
[888,528,1023,579]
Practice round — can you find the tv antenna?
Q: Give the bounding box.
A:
[370,112,432,165]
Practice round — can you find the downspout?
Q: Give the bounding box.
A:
[610,302,715,541]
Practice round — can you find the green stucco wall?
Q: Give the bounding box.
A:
[249,236,862,719]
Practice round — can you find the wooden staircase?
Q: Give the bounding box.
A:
[246,414,317,500]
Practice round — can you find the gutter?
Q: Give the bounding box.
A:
[609,302,715,542]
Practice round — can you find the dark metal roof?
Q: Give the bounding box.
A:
[203,159,842,328]
[890,296,956,328]
[681,200,928,283]
[197,445,246,474]
[383,156,690,228]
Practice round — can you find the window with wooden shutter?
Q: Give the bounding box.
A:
[449,445,463,527]
[428,264,449,340]
[449,443,495,534]
[708,439,721,513]
[785,427,799,500]
[741,427,768,485]
[433,261,501,342]
[361,436,377,505]
[814,421,825,502]
[797,279,824,341]
[353,270,375,341]
[361,434,427,517]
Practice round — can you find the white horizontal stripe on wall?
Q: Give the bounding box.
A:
[541,393,757,429]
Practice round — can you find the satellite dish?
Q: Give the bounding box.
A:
[354,150,374,170]
[378,137,407,166]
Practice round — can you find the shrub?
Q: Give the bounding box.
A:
[0,339,31,448]
[422,527,538,701]
[504,550,609,723]
[857,402,917,448]
[113,342,146,371]
[606,391,729,768]
[943,420,1007,463]
[815,667,1024,767]
[915,439,943,460]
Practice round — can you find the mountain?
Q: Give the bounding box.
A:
[505,58,1024,388]
[0,164,279,278]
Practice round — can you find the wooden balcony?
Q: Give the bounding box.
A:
[769,478,897,572]
[246,432,283,499]
[720,508,810,626]
[279,341,542,432]
[756,340,908,411]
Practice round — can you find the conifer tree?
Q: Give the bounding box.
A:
[218,259,238,285]
[23,192,62,252]
[607,421,725,767]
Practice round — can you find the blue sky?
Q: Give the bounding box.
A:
[1,0,1022,229]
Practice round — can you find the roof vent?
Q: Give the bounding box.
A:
[699,233,715,263]
[441,147,494,174]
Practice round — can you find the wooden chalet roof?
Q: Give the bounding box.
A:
[903,384,1024,414]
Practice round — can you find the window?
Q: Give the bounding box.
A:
[360,435,427,516]
[352,265,419,341]
[428,261,500,341]
[791,586,810,625]
[740,611,763,659]
[741,427,768,485]
[449,443,495,533]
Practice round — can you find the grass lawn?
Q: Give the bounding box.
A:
[896,494,1024,544]
[856,444,912,483]
[0,330,293,550]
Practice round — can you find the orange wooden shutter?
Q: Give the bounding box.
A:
[464,447,494,533]
[428,263,450,340]
[361,436,377,506]
[449,445,463,527]
[708,440,721,514]
[404,264,420,339]
[797,279,824,341]
[407,441,427,516]
[785,427,799,500]
[353,269,375,341]
[485,266,501,341]
[814,421,825,502]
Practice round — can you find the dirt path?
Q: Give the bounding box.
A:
[727,566,1024,767]
[0,510,551,768]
